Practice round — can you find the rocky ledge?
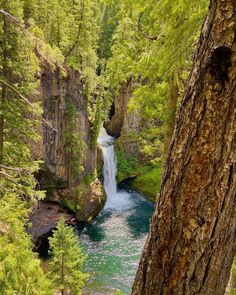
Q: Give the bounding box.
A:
[27,202,76,248]
[53,178,106,223]
[28,178,105,248]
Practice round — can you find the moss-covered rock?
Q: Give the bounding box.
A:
[115,147,139,182]
[129,166,163,202]
[47,178,105,223]
[74,178,106,223]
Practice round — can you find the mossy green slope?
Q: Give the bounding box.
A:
[129,166,163,202]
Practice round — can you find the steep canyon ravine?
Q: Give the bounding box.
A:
[79,127,154,294]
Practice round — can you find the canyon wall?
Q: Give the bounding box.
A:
[32,62,105,226]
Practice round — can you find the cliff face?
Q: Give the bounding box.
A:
[36,67,95,187]
[106,80,140,153]
[32,63,105,224]
[105,80,140,140]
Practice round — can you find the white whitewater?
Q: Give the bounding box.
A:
[98,126,133,210]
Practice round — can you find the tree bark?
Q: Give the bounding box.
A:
[132,0,236,294]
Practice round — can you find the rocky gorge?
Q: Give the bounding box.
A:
[29,56,159,246]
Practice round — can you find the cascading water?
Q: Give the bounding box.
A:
[97,126,117,197]
[98,126,132,210]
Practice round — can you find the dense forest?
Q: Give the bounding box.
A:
[0,0,235,294]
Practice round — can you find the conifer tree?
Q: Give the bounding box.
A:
[0,193,53,294]
[48,218,89,295]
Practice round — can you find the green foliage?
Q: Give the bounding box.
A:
[62,199,77,214]
[65,100,86,179]
[83,171,97,185]
[98,0,119,60]
[34,34,65,70]
[104,0,209,161]
[91,96,103,148]
[0,193,53,294]
[23,0,37,21]
[48,218,89,295]
[116,148,139,182]
[22,0,113,143]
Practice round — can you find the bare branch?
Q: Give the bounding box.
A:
[0,165,28,173]
[0,171,18,183]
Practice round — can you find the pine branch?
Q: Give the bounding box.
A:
[0,79,57,132]
[0,9,26,32]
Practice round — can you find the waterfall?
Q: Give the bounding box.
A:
[98,126,117,198]
[98,126,133,210]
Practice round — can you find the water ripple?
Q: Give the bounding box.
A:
[80,192,154,295]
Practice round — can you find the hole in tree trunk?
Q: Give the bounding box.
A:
[208,46,232,83]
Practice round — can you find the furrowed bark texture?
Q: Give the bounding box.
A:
[132,0,236,294]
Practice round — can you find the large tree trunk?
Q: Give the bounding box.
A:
[132,0,236,294]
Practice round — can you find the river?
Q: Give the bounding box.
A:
[79,127,154,294]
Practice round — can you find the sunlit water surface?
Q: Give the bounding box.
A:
[79,191,154,295]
